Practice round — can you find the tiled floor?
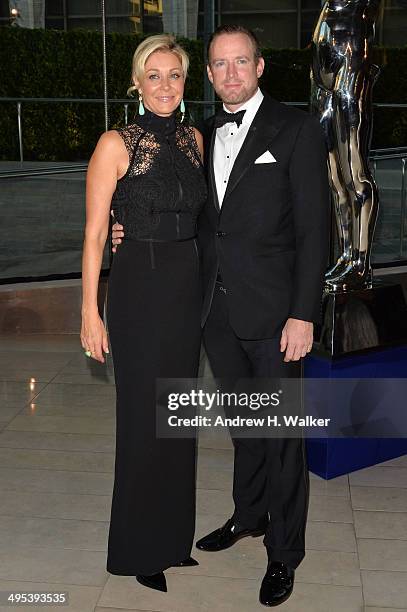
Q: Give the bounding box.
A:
[0,334,406,612]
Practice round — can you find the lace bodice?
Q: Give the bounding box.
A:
[111,110,207,240]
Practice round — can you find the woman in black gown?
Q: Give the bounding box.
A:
[81,34,207,593]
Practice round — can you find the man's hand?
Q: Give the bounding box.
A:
[111,211,124,253]
[280,318,313,362]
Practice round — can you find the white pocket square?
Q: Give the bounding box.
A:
[254,150,277,164]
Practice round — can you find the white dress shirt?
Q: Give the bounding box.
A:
[213,87,264,208]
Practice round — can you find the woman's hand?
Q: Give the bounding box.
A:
[81,310,110,363]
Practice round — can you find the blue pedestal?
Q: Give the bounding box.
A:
[304,284,407,480]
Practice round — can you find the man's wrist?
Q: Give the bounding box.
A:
[287,315,313,325]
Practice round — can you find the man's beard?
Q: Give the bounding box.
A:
[218,85,253,107]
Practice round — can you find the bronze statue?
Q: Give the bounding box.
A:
[311,0,381,291]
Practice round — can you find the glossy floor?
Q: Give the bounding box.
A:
[0,334,406,611]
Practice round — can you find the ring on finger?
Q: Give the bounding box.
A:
[85,350,92,357]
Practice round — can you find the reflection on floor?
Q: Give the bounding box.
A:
[0,334,406,611]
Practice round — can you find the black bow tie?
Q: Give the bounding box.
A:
[214,109,246,129]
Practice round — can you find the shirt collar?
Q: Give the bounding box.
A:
[222,87,264,128]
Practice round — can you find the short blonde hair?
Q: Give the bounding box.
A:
[127,34,189,97]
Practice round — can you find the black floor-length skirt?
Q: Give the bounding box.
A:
[106,238,201,576]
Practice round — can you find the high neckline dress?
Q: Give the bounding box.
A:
[106,110,207,575]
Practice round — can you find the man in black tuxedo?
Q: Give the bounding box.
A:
[195,25,329,607]
[112,24,329,608]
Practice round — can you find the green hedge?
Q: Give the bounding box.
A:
[0,26,406,161]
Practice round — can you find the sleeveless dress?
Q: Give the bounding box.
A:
[106,109,207,576]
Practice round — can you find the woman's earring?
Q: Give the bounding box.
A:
[138,91,145,116]
[180,99,185,123]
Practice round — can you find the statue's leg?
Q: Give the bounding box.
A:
[323,64,355,286]
[310,78,351,278]
[325,64,379,290]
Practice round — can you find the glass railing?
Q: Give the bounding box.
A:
[371,150,407,264]
[0,98,406,282]
[0,166,110,282]
[0,97,222,164]
[1,97,404,164]
[2,152,405,282]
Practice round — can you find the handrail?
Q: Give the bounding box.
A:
[371,146,407,154]
[373,103,407,108]
[0,97,211,104]
[0,164,87,179]
[370,153,407,161]
[1,96,406,107]
[1,152,406,179]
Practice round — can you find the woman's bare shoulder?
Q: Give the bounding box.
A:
[97,129,125,148]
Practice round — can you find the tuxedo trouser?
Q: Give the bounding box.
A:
[203,282,309,569]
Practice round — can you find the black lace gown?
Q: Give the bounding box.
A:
[106,109,207,576]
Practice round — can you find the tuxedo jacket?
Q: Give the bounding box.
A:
[198,92,330,340]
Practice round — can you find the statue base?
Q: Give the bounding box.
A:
[304,280,407,479]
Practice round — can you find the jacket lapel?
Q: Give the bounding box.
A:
[221,96,286,209]
[208,127,221,213]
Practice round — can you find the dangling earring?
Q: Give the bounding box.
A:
[180,99,185,123]
[138,91,145,116]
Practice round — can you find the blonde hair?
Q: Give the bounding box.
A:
[127,34,189,97]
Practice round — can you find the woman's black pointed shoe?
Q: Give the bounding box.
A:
[136,571,167,592]
[172,556,199,567]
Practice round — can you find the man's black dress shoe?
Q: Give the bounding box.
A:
[172,556,199,567]
[136,571,167,592]
[196,517,267,552]
[259,561,295,607]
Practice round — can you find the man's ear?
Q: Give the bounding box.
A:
[256,57,265,79]
[206,64,214,85]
